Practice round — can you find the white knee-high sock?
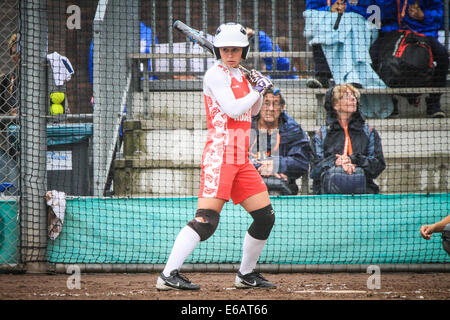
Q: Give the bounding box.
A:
[162,226,200,277]
[238,232,267,275]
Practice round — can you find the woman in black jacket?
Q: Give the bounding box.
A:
[310,84,386,194]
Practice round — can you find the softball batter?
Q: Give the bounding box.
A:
[156,22,276,290]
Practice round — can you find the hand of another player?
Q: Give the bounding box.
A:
[335,154,351,167]
[274,173,288,181]
[342,163,356,175]
[336,154,355,174]
[420,225,433,240]
[257,159,274,176]
[9,107,17,116]
[245,27,255,38]
[408,4,424,21]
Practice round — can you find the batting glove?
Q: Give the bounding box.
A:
[253,76,273,95]
[248,69,263,84]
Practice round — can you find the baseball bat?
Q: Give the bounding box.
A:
[173,20,280,95]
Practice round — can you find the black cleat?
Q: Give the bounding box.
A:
[156,270,200,291]
[235,270,276,289]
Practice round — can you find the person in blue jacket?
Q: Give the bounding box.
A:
[305,0,372,88]
[370,0,448,118]
[246,28,299,80]
[249,89,311,195]
[306,0,371,17]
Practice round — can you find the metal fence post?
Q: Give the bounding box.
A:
[19,0,48,270]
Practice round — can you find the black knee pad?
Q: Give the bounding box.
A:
[187,209,220,241]
[248,204,275,240]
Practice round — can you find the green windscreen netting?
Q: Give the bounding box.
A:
[46,194,449,264]
[0,0,449,267]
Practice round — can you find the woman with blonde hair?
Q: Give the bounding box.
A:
[310,84,386,194]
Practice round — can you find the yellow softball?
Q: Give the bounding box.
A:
[50,103,64,115]
[50,92,65,104]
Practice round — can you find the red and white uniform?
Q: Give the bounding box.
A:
[199,61,267,204]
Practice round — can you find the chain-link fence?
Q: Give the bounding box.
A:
[1,0,449,272]
[0,0,20,269]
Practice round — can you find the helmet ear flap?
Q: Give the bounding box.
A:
[213,47,221,60]
[242,46,250,60]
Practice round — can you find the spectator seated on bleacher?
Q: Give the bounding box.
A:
[303,0,394,118]
[249,89,311,195]
[1,33,19,116]
[304,0,373,88]
[0,33,19,176]
[370,0,448,118]
[310,84,386,195]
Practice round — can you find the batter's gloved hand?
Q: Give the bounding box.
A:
[253,76,273,95]
[247,69,263,84]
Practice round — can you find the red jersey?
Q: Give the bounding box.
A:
[199,62,265,201]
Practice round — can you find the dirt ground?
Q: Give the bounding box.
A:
[0,272,449,300]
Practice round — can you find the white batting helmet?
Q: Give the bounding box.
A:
[213,22,250,60]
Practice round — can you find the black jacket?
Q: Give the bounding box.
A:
[0,70,18,115]
[310,88,386,194]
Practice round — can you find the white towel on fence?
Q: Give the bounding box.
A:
[46,190,67,240]
[47,52,75,86]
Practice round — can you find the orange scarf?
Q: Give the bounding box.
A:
[397,0,409,26]
[343,127,353,156]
